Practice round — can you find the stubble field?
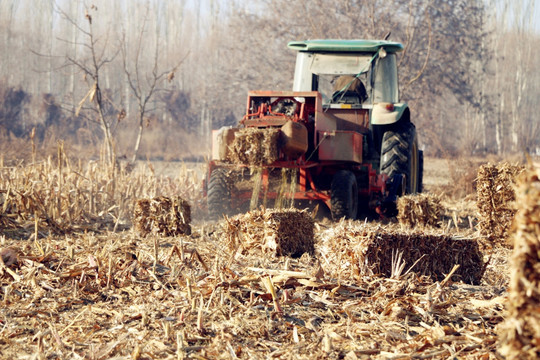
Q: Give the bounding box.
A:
[0,155,536,359]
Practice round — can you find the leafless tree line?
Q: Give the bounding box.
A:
[0,0,538,161]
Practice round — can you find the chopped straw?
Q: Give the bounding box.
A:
[0,151,516,359]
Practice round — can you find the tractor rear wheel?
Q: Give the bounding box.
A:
[330,170,358,220]
[380,122,421,194]
[207,168,231,219]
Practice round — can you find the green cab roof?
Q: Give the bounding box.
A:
[287,39,404,53]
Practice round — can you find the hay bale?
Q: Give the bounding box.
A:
[476,163,524,246]
[397,193,443,228]
[133,196,191,236]
[498,165,540,359]
[134,199,151,235]
[229,128,280,166]
[224,208,314,258]
[320,222,484,284]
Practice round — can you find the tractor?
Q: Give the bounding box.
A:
[206,39,423,220]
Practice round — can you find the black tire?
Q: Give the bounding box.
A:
[380,122,420,194]
[207,168,231,219]
[330,170,358,220]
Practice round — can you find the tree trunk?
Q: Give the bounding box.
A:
[131,105,145,163]
[94,85,115,168]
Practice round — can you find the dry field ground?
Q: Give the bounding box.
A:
[0,156,537,359]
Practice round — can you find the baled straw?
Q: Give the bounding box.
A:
[397,193,443,228]
[224,208,314,258]
[133,196,191,237]
[498,164,540,359]
[229,128,280,166]
[320,221,484,284]
[476,163,524,246]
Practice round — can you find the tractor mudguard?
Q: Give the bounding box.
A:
[371,103,408,125]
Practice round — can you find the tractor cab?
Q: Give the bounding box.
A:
[288,40,404,122]
[288,40,411,164]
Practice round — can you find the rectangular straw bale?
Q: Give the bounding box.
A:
[476,163,524,246]
[224,208,314,258]
[498,165,540,359]
[229,128,280,166]
[134,198,152,235]
[320,223,484,284]
[133,196,191,236]
[397,193,443,228]
[361,230,484,284]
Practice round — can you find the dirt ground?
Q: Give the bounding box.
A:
[423,157,452,188]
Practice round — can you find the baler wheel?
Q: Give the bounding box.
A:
[207,168,231,219]
[380,122,421,194]
[330,170,358,220]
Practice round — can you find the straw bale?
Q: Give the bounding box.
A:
[498,165,540,359]
[229,127,280,166]
[476,162,524,246]
[397,193,443,228]
[320,222,484,284]
[133,196,191,236]
[224,208,314,257]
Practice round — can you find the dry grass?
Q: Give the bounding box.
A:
[433,157,485,198]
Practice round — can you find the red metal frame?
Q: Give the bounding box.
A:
[208,160,388,213]
[207,90,390,214]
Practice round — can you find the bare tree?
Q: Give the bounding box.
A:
[0,0,537,159]
[508,0,535,153]
[56,3,118,166]
[121,5,186,163]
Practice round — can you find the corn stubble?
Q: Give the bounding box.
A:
[0,154,531,359]
[0,155,201,235]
